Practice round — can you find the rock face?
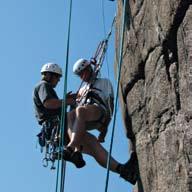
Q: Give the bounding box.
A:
[115,0,192,191]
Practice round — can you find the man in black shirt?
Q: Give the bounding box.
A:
[33,63,74,124]
[33,63,86,168]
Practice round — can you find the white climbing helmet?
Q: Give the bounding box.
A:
[73,58,90,75]
[41,63,62,76]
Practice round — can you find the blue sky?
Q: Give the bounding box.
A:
[0,1,133,192]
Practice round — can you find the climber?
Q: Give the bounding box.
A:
[33,63,76,147]
[60,58,138,185]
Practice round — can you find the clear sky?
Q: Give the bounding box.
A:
[0,1,133,192]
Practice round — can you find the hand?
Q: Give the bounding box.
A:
[67,91,77,99]
[90,58,97,65]
[66,91,77,105]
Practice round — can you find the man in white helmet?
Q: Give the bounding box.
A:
[61,58,138,185]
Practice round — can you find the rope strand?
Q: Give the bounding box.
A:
[55,1,73,192]
[59,1,73,191]
[104,0,127,191]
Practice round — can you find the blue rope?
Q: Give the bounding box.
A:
[55,1,73,192]
[104,0,127,191]
[59,1,73,192]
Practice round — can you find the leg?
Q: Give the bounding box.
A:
[80,132,119,173]
[67,110,81,151]
[67,109,119,172]
[66,109,138,184]
[67,110,75,139]
[67,105,102,149]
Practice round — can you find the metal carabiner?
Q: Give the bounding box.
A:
[42,158,49,167]
[50,161,56,170]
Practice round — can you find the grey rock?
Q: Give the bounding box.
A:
[115,0,192,191]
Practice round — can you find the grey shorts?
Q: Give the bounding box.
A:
[85,104,107,130]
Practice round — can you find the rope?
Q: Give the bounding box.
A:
[55,1,73,192]
[101,0,116,79]
[101,0,107,37]
[93,16,116,72]
[104,0,127,191]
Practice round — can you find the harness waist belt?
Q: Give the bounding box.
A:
[89,94,109,113]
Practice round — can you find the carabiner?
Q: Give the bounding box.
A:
[42,158,49,167]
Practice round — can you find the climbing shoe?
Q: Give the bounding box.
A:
[62,147,86,168]
[119,152,138,185]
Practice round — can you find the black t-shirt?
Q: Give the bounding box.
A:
[33,80,61,124]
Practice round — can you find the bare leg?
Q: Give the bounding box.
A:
[66,106,119,173]
[80,132,119,173]
[67,105,101,149]
[66,108,138,184]
[67,111,119,172]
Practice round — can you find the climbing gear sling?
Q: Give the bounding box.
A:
[36,116,69,170]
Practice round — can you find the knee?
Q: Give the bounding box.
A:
[68,110,76,123]
[75,106,86,119]
[67,110,75,120]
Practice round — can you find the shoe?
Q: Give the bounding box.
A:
[62,147,86,168]
[52,147,86,168]
[119,152,138,185]
[69,151,86,168]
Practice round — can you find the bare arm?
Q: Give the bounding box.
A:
[44,93,76,109]
[44,98,62,109]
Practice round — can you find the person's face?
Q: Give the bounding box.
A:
[51,74,61,87]
[79,68,91,82]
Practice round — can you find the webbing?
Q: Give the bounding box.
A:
[104,0,127,191]
[55,1,73,192]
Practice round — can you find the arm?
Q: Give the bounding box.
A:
[44,93,76,109]
[44,98,62,109]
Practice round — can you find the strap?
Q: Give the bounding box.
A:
[87,91,108,110]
